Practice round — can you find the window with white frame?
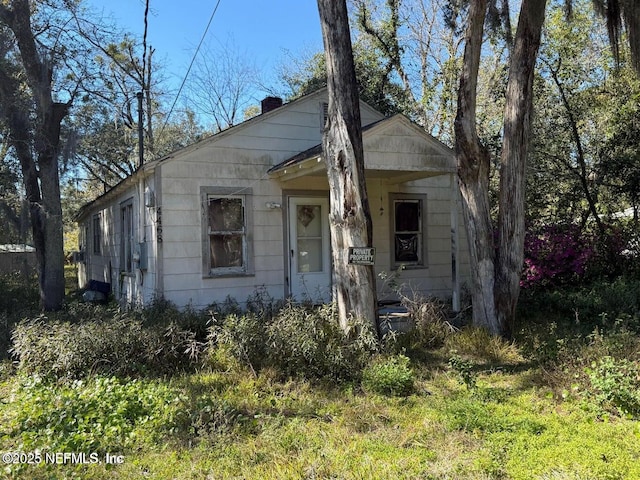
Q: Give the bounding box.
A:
[92,213,101,255]
[121,200,134,273]
[202,187,253,276]
[390,194,427,267]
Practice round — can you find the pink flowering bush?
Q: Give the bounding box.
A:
[521,224,627,289]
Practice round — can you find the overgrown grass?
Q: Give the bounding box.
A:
[0,265,77,359]
[3,365,639,479]
[1,275,640,478]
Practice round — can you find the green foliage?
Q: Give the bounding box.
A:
[585,356,640,419]
[0,272,39,316]
[0,273,38,359]
[280,42,406,117]
[10,302,208,379]
[185,395,246,441]
[361,355,414,396]
[448,352,478,390]
[266,303,378,381]
[8,376,184,454]
[518,276,640,337]
[211,302,378,381]
[529,0,640,231]
[2,278,640,479]
[445,326,524,365]
[211,312,267,374]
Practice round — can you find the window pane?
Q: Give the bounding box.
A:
[210,234,244,268]
[297,238,323,273]
[209,198,243,231]
[395,234,419,262]
[296,205,321,237]
[395,201,420,232]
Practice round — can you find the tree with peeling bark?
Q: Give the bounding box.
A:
[455,0,640,336]
[316,0,379,335]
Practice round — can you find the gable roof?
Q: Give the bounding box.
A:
[75,91,452,221]
[77,89,387,221]
[76,88,339,221]
[267,114,455,183]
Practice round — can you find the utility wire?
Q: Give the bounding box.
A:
[159,0,222,135]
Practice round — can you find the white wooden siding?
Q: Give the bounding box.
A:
[78,89,469,310]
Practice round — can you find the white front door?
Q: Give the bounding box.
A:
[288,197,331,302]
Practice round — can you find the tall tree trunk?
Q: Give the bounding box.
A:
[317,0,379,335]
[455,0,547,336]
[495,0,547,335]
[455,0,638,336]
[454,0,500,335]
[37,104,68,310]
[0,0,68,311]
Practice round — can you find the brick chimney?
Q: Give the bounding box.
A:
[261,96,283,114]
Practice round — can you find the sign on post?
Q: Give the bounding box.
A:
[348,247,376,265]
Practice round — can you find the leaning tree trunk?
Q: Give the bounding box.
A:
[317,0,379,335]
[454,0,500,335]
[495,0,547,335]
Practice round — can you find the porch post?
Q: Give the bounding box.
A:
[451,173,461,312]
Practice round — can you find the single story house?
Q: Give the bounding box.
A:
[75,88,470,311]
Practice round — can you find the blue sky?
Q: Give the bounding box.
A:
[87,0,324,100]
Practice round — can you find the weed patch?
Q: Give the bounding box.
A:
[362,355,414,396]
[211,302,378,382]
[11,303,208,379]
[585,356,640,419]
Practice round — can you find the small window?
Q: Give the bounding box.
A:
[121,200,134,273]
[390,194,427,267]
[92,214,101,255]
[208,197,245,270]
[202,187,253,276]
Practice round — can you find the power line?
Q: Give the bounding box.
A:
[159,0,222,135]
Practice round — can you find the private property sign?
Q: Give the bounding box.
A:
[348,247,376,265]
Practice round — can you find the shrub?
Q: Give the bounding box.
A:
[361,355,414,396]
[210,302,378,381]
[245,285,283,320]
[585,356,640,419]
[0,272,39,315]
[521,223,631,289]
[266,303,378,381]
[210,312,268,375]
[131,298,211,353]
[11,307,206,379]
[521,224,596,289]
[0,272,40,359]
[448,352,478,390]
[517,277,640,339]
